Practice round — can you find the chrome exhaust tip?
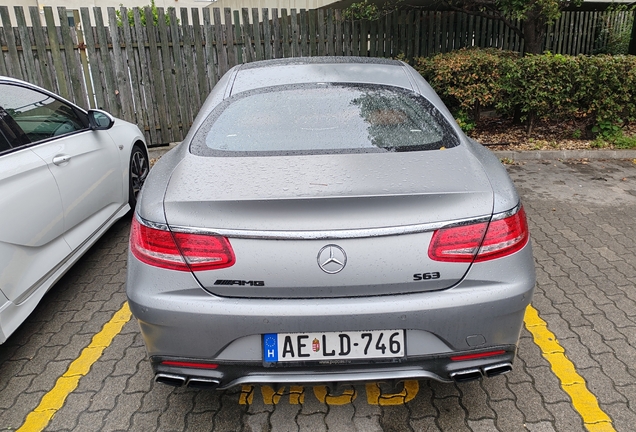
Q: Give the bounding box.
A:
[450,368,483,383]
[483,363,513,378]
[187,377,220,390]
[155,373,186,387]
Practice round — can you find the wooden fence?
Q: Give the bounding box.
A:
[0,6,633,145]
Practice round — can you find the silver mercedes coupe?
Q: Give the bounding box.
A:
[127,57,536,390]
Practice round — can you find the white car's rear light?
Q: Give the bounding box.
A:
[130,217,235,271]
[429,206,529,263]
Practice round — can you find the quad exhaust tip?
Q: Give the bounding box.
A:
[483,363,512,378]
[450,363,513,383]
[155,373,186,387]
[450,368,482,383]
[155,374,220,389]
[187,377,220,390]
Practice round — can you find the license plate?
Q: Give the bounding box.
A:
[263,330,405,363]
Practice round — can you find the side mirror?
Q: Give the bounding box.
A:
[88,109,115,130]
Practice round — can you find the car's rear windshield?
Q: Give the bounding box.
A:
[190,83,459,157]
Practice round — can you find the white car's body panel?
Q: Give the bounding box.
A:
[0,147,69,303]
[30,129,124,249]
[0,76,148,343]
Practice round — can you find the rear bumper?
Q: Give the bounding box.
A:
[127,243,535,388]
[151,347,517,390]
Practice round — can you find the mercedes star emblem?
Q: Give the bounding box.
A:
[317,244,347,274]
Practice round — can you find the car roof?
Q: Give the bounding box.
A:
[229,56,415,96]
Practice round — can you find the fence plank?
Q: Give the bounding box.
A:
[82,8,106,112]
[169,7,191,129]
[425,12,433,55]
[132,8,158,144]
[405,11,412,57]
[581,11,591,54]
[409,10,422,58]
[14,7,36,83]
[0,28,7,76]
[118,8,146,140]
[43,7,69,98]
[0,7,21,79]
[291,9,300,57]
[574,10,586,55]
[317,9,325,56]
[75,9,95,110]
[29,6,53,91]
[157,8,181,141]
[271,9,281,58]
[280,9,290,57]
[326,9,334,56]
[262,8,273,60]
[369,16,377,58]
[60,7,86,106]
[203,8,218,89]
[308,9,316,56]
[212,8,228,74]
[361,19,369,57]
[299,9,308,56]
[253,8,264,60]
[467,13,474,50]
[231,10,242,64]
[106,7,132,118]
[343,17,351,56]
[93,8,118,115]
[182,9,202,116]
[192,9,208,96]
[557,12,566,54]
[565,11,574,54]
[224,8,237,66]
[452,12,460,50]
[143,7,170,143]
[351,19,359,57]
[242,8,254,63]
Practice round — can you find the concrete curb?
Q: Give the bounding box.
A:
[493,149,636,161]
[148,144,636,161]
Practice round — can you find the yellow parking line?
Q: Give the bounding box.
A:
[17,303,132,432]
[524,305,615,432]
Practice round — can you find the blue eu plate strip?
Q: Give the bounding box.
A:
[263,333,278,362]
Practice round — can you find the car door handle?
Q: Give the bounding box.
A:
[52,155,71,165]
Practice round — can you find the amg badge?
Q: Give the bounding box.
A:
[214,280,265,286]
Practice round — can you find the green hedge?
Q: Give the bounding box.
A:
[414,49,636,129]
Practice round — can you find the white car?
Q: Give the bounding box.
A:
[0,76,149,343]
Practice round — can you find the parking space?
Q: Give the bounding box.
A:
[0,158,634,431]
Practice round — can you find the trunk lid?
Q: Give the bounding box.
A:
[163,146,494,298]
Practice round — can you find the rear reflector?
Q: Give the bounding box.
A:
[450,350,506,361]
[130,217,235,271]
[161,360,218,369]
[429,206,529,263]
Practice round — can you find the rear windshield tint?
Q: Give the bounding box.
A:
[190,83,459,157]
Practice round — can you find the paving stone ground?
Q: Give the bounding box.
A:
[0,159,635,431]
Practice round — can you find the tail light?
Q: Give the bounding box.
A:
[130,217,235,271]
[429,206,529,263]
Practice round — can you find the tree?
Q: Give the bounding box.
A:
[443,0,583,54]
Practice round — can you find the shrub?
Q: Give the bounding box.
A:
[414,49,517,121]
[414,49,636,131]
[498,53,580,123]
[576,55,636,126]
